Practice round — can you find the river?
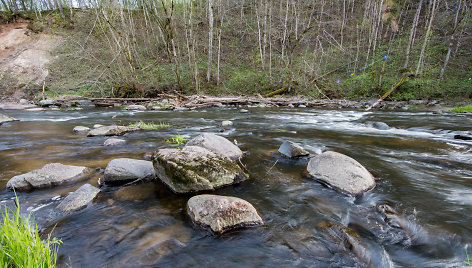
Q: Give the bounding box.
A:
[1,107,471,267]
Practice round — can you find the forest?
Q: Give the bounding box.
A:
[1,0,471,100]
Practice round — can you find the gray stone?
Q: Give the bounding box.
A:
[104,138,126,146]
[317,220,371,266]
[104,158,155,183]
[0,113,18,125]
[87,125,137,137]
[221,120,233,127]
[7,163,92,191]
[152,146,246,194]
[240,109,249,113]
[186,133,243,160]
[372,122,389,130]
[38,99,58,107]
[93,124,104,129]
[126,104,147,111]
[277,140,309,158]
[56,184,100,212]
[298,104,307,108]
[187,194,264,234]
[74,100,94,107]
[73,126,91,133]
[0,103,35,110]
[307,151,375,195]
[124,239,185,266]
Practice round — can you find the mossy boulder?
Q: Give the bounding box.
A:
[187,194,264,234]
[152,146,246,194]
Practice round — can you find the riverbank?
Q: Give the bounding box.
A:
[0,94,467,113]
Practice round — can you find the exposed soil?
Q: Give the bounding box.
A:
[0,21,59,100]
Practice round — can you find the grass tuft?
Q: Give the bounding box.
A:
[450,105,472,113]
[1,196,61,267]
[166,134,189,145]
[129,121,171,130]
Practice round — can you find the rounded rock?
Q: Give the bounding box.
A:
[307,151,375,195]
[187,194,264,234]
[186,133,243,160]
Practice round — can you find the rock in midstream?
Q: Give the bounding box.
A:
[123,239,185,266]
[277,140,310,158]
[73,126,91,133]
[103,158,155,184]
[0,113,19,125]
[187,194,264,234]
[104,138,126,146]
[186,133,243,160]
[317,220,372,267]
[6,163,93,191]
[87,125,137,137]
[56,184,100,213]
[307,151,375,195]
[152,146,246,194]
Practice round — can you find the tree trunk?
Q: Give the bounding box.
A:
[404,0,423,69]
[416,0,439,76]
[440,0,462,78]
[207,0,214,82]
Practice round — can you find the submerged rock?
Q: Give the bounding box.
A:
[317,220,371,266]
[277,140,309,158]
[7,163,92,191]
[371,122,389,130]
[124,239,185,266]
[73,126,91,133]
[104,138,126,146]
[87,125,137,137]
[56,184,100,213]
[186,133,243,160]
[454,134,472,141]
[0,113,19,125]
[103,158,155,184]
[152,146,246,194]
[187,194,263,234]
[307,151,375,195]
[126,104,147,111]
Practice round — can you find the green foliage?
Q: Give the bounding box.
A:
[450,105,472,113]
[166,134,189,145]
[129,121,171,130]
[1,196,61,268]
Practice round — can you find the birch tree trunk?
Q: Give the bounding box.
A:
[404,0,423,69]
[440,0,462,78]
[207,0,214,82]
[416,0,439,76]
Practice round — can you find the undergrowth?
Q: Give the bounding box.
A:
[129,121,171,130]
[1,196,61,267]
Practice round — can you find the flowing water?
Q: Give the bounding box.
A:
[1,107,471,267]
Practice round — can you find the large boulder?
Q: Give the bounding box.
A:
[87,125,137,137]
[103,158,155,184]
[38,99,59,107]
[56,184,100,213]
[187,194,264,234]
[186,133,242,160]
[126,104,147,111]
[277,140,309,158]
[152,146,246,194]
[7,163,92,191]
[307,151,375,195]
[0,113,19,125]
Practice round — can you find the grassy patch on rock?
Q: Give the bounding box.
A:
[1,197,61,267]
[166,134,189,146]
[129,121,171,130]
[450,105,472,113]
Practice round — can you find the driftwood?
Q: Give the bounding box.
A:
[365,75,409,111]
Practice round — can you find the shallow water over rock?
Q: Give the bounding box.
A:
[1,107,471,267]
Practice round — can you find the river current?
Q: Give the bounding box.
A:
[0,107,471,267]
